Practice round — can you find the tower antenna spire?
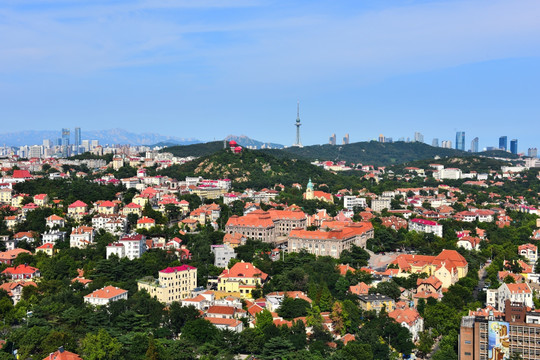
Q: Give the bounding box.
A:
[293,100,303,147]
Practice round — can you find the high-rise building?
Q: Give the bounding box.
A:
[470,137,479,153]
[499,136,508,151]
[329,134,336,145]
[510,139,518,155]
[293,101,302,147]
[82,140,90,153]
[28,145,42,159]
[74,127,81,155]
[528,148,538,158]
[385,137,393,143]
[432,138,439,147]
[342,134,349,145]
[456,131,465,151]
[61,128,70,157]
[378,134,385,143]
[91,140,99,150]
[42,139,51,148]
[414,132,424,143]
[441,140,452,149]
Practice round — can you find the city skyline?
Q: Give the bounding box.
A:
[0,1,539,151]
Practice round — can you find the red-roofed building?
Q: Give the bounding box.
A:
[46,214,65,229]
[0,248,32,265]
[36,243,55,256]
[33,194,49,206]
[519,243,538,264]
[389,306,424,341]
[349,282,371,296]
[218,261,267,298]
[96,200,117,215]
[205,317,244,332]
[288,222,374,258]
[487,283,533,311]
[12,170,32,180]
[137,216,156,230]
[2,264,40,281]
[122,202,142,217]
[457,236,482,251]
[67,200,87,218]
[84,285,128,306]
[41,348,83,360]
[70,226,95,248]
[138,265,197,304]
[408,218,443,237]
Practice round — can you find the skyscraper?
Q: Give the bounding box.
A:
[378,134,385,143]
[329,134,336,145]
[470,137,479,153]
[499,136,507,151]
[414,132,424,143]
[342,134,349,145]
[432,138,439,147]
[293,101,302,147]
[441,140,452,149]
[74,127,81,155]
[61,128,70,157]
[528,148,538,158]
[455,131,465,151]
[510,139,518,154]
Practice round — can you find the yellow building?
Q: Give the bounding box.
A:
[138,265,197,304]
[0,189,13,204]
[137,216,156,230]
[217,261,268,299]
[33,194,49,206]
[36,243,55,256]
[303,179,334,203]
[132,195,148,208]
[96,200,117,215]
[192,187,225,200]
[122,202,143,217]
[358,294,396,314]
[68,200,88,217]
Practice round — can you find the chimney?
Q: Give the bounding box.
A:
[58,346,64,353]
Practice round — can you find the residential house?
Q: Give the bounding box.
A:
[0,248,32,265]
[69,226,95,248]
[519,243,538,265]
[388,305,424,342]
[67,200,87,218]
[217,261,268,298]
[36,243,55,256]
[486,283,533,311]
[42,230,66,245]
[84,286,128,306]
[408,218,443,237]
[92,214,128,235]
[2,264,40,281]
[211,244,237,268]
[122,202,143,217]
[106,234,146,260]
[46,215,65,229]
[33,194,49,206]
[137,216,156,230]
[0,281,37,304]
[358,294,395,314]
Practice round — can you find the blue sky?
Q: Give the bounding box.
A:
[1,0,540,152]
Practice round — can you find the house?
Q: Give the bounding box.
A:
[137,216,156,230]
[122,202,143,217]
[211,244,237,268]
[519,243,538,265]
[217,261,268,298]
[486,283,533,311]
[13,231,37,244]
[358,294,395,314]
[33,193,49,206]
[189,203,221,225]
[95,200,117,215]
[46,215,65,229]
[205,317,244,332]
[138,265,197,304]
[106,234,146,260]
[0,248,32,265]
[390,249,468,289]
[41,347,83,360]
[67,200,87,217]
[349,282,371,295]
[388,306,424,342]
[36,243,55,256]
[42,230,66,245]
[84,286,128,306]
[2,264,40,281]
[223,233,246,248]
[4,215,19,230]
[0,281,37,304]
[92,214,128,235]
[457,236,481,251]
[408,218,443,237]
[69,226,95,248]
[265,291,312,312]
[205,305,238,319]
[72,269,93,287]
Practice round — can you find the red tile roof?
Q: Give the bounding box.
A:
[84,285,127,299]
[220,262,268,281]
[68,200,87,208]
[159,265,196,273]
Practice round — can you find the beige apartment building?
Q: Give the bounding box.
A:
[138,265,197,304]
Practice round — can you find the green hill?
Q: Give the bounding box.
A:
[391,155,521,173]
[264,141,519,166]
[160,141,226,158]
[157,148,351,190]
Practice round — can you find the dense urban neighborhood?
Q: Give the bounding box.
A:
[0,141,539,360]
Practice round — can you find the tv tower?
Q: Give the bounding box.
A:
[293,101,303,147]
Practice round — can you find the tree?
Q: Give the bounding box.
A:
[261,337,295,360]
[80,329,123,360]
[339,342,373,360]
[277,296,311,320]
[145,336,159,360]
[417,331,435,356]
[368,281,401,301]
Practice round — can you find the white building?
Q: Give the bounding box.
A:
[408,218,443,237]
[434,168,462,180]
[70,226,95,248]
[486,283,533,312]
[343,196,367,210]
[211,244,237,268]
[42,231,66,245]
[84,285,128,306]
[388,307,424,342]
[519,243,538,265]
[106,234,146,260]
[92,214,128,235]
[371,198,392,213]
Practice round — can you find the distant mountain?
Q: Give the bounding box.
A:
[0,129,201,146]
[224,135,284,149]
